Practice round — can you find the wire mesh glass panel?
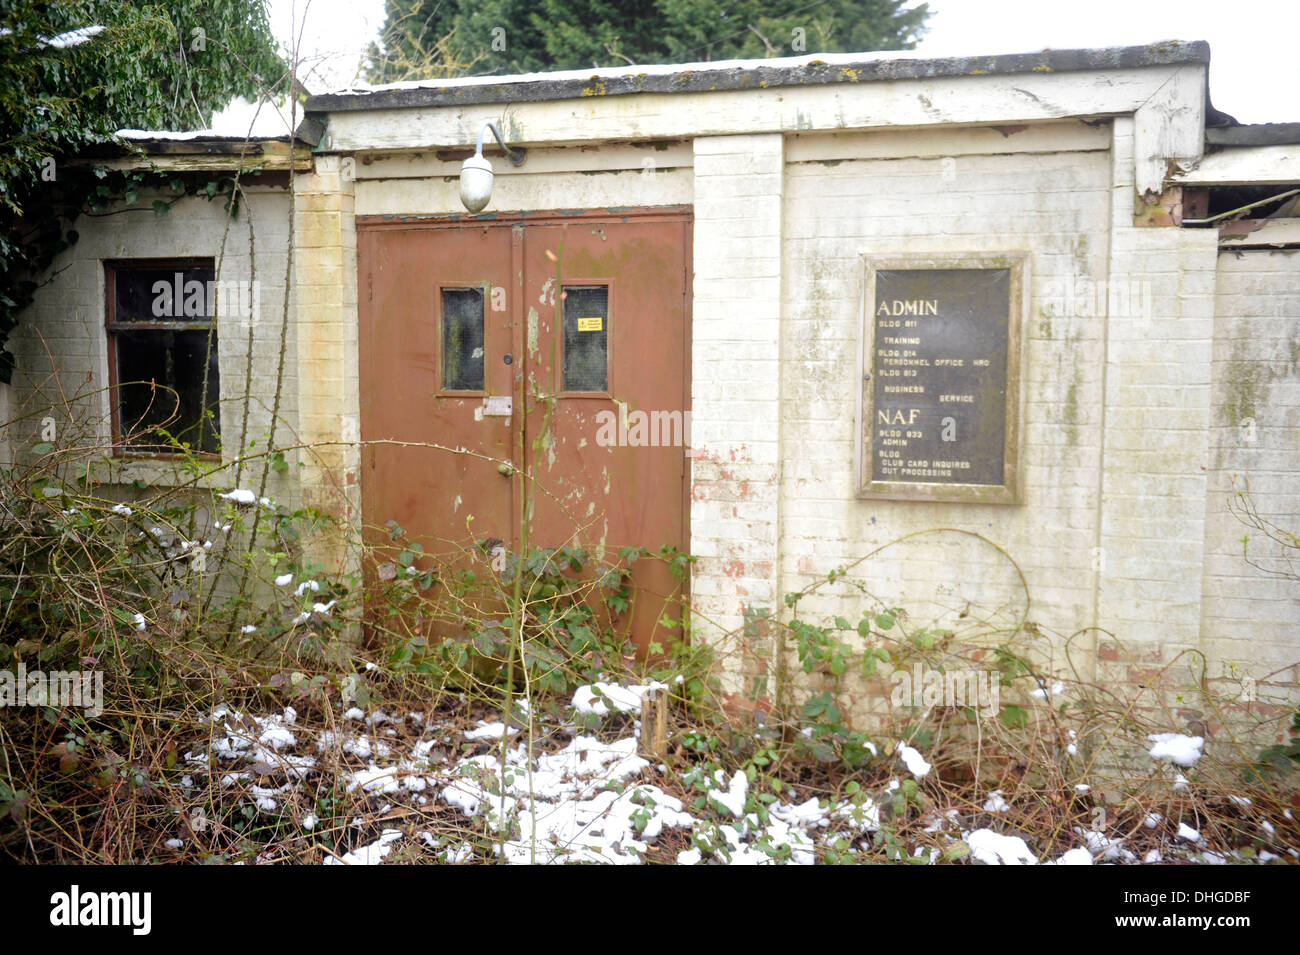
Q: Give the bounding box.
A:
[562,285,608,392]
[441,287,486,391]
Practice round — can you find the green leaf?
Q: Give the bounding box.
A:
[875,612,896,630]
[31,441,54,455]
[999,705,1029,729]
[152,200,169,215]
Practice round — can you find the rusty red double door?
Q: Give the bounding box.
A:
[358,209,692,652]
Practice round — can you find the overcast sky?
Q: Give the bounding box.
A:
[216,0,1297,133]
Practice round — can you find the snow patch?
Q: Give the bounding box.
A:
[897,744,931,779]
[966,828,1036,865]
[1148,733,1204,767]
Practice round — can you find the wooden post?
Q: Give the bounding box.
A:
[639,687,668,759]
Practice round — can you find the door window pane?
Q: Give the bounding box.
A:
[562,285,608,392]
[441,288,485,391]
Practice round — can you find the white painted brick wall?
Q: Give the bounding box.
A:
[292,156,362,574]
[1200,248,1300,709]
[1096,120,1219,677]
[772,142,1111,684]
[692,122,1297,719]
[689,134,784,697]
[8,186,298,504]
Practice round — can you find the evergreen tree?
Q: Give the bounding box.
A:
[367,0,929,82]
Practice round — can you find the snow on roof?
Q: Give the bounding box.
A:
[44,25,104,49]
[0,23,104,49]
[306,39,1211,112]
[115,129,223,141]
[324,48,936,96]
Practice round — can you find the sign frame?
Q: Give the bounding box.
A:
[856,252,1028,504]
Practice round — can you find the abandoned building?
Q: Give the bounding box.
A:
[4,39,1297,721]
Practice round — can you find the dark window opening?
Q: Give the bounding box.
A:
[1183,184,1300,224]
[106,261,220,455]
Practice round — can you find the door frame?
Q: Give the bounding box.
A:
[356,206,694,619]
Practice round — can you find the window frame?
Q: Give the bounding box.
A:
[104,257,221,459]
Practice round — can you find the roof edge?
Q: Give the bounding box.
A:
[1206,123,1300,148]
[305,40,1210,114]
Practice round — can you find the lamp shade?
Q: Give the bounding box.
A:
[459,154,494,213]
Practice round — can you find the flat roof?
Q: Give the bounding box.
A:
[305,40,1210,114]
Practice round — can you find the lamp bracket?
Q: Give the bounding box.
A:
[476,121,526,167]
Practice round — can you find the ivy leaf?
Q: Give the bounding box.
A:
[152,199,169,215]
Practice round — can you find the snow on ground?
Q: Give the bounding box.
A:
[325,829,402,865]
[1148,733,1204,767]
[982,790,1009,813]
[173,682,1288,866]
[966,828,1037,865]
[571,680,670,717]
[1052,847,1094,866]
[897,744,932,779]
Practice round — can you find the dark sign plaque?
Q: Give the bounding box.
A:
[858,254,1025,503]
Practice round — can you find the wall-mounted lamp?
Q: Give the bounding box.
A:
[459,121,526,213]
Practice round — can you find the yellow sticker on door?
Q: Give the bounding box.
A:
[577,316,603,332]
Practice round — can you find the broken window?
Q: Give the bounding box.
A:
[441,287,486,391]
[106,261,220,454]
[562,285,609,392]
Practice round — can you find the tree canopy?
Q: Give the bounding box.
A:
[0,0,284,382]
[367,0,930,83]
